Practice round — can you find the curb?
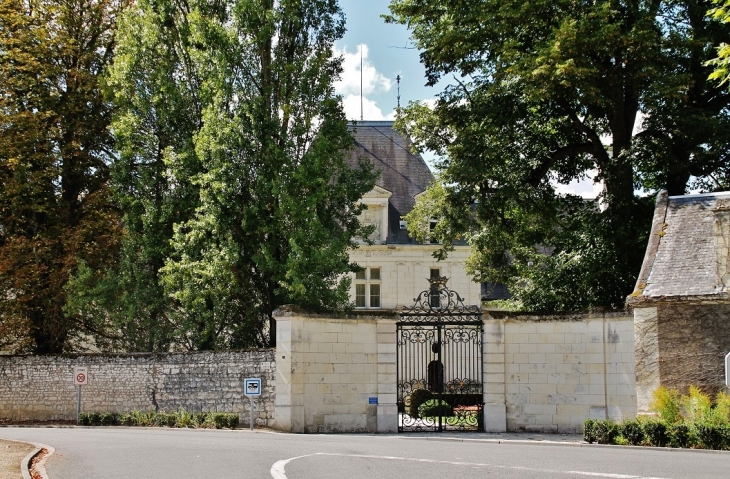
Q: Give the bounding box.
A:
[23,442,55,479]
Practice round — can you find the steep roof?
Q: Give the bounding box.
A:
[347,121,434,243]
[628,190,730,305]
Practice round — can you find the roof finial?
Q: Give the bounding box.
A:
[396,74,401,110]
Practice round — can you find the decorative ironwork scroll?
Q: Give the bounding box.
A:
[397,278,483,432]
[399,276,482,322]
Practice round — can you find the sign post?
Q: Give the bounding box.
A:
[74,367,88,425]
[725,352,730,388]
[243,378,261,431]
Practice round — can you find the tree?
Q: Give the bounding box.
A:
[708,0,730,87]
[386,0,730,311]
[0,0,126,353]
[101,0,375,350]
[65,0,203,352]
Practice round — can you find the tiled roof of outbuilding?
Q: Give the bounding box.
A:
[628,190,730,304]
[347,121,434,244]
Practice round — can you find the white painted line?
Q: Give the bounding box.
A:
[270,452,670,479]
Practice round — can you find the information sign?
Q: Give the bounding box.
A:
[244,378,261,396]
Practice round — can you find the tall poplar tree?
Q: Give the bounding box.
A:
[91,0,375,350]
[387,0,730,312]
[0,0,126,353]
[66,0,203,352]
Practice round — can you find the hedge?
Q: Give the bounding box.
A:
[77,410,240,429]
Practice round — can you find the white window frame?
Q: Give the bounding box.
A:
[354,267,382,308]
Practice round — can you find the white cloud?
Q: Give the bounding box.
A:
[553,169,604,200]
[334,44,392,96]
[341,94,396,121]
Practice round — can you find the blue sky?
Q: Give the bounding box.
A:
[335,0,436,121]
[335,0,602,198]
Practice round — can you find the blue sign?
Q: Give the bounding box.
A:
[244,378,262,396]
[369,397,378,404]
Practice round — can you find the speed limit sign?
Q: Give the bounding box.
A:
[74,367,88,386]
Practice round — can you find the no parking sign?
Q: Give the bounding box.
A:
[74,367,88,386]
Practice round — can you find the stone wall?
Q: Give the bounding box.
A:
[483,312,635,433]
[274,308,397,433]
[275,308,636,434]
[634,302,730,413]
[0,350,275,426]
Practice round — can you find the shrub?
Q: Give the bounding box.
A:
[682,386,712,424]
[583,419,596,444]
[693,423,729,450]
[714,392,730,422]
[175,410,196,428]
[593,420,618,444]
[406,389,433,418]
[650,387,681,424]
[418,399,453,418]
[667,423,692,448]
[99,412,118,426]
[78,412,92,426]
[620,419,644,446]
[641,419,667,447]
[118,413,135,426]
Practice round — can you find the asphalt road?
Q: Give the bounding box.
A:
[0,427,728,479]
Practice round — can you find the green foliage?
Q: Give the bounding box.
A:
[619,419,644,446]
[682,386,713,424]
[418,399,453,418]
[387,0,730,312]
[693,422,730,450]
[587,386,730,449]
[405,389,433,418]
[0,0,126,353]
[85,0,377,351]
[583,419,596,444]
[592,420,619,445]
[708,0,730,87]
[667,423,692,448]
[649,386,682,424]
[78,410,239,429]
[640,419,668,447]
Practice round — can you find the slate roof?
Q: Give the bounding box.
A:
[628,190,730,304]
[347,121,434,244]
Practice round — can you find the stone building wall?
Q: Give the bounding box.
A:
[634,303,730,413]
[0,350,275,426]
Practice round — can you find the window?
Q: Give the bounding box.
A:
[355,267,381,308]
[429,219,439,243]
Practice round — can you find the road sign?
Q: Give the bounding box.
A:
[244,378,261,396]
[725,352,730,387]
[74,367,88,386]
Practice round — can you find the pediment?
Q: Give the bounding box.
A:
[362,185,392,199]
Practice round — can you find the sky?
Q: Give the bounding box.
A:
[335,0,603,199]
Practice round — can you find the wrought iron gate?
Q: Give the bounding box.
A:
[397,278,483,432]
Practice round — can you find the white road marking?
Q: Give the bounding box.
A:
[270,452,670,479]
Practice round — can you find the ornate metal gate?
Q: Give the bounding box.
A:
[397,278,483,432]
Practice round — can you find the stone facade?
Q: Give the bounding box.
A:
[484,312,635,433]
[629,191,730,412]
[274,308,397,433]
[348,245,481,310]
[0,350,275,426]
[634,303,730,413]
[346,121,483,311]
[274,308,635,434]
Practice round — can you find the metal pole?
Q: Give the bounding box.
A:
[249,396,254,431]
[77,385,81,425]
